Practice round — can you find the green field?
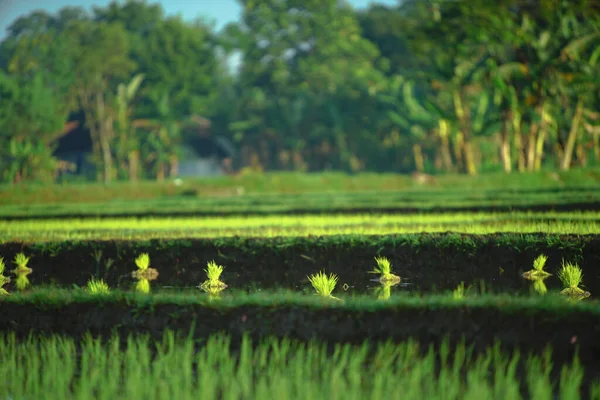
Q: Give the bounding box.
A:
[2,211,600,242]
[2,171,600,397]
[1,331,594,399]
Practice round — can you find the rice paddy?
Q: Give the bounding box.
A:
[2,171,600,397]
[3,210,600,242]
[1,331,597,400]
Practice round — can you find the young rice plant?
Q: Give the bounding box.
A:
[557,260,590,299]
[199,261,228,295]
[522,254,551,280]
[86,278,110,295]
[369,256,401,285]
[307,271,340,300]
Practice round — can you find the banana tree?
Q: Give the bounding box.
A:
[114,73,145,181]
[136,90,182,180]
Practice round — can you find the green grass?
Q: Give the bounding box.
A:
[3,168,600,204]
[3,211,600,242]
[0,331,595,399]
[3,287,599,314]
[86,278,110,295]
[2,169,600,219]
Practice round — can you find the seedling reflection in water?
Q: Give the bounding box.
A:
[369,256,401,285]
[374,282,395,300]
[14,269,32,291]
[557,260,590,299]
[135,278,150,294]
[199,261,228,296]
[522,254,551,280]
[132,253,159,280]
[307,271,341,300]
[0,257,10,295]
[86,278,110,295]
[531,278,548,295]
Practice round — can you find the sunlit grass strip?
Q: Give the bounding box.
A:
[0,332,594,399]
[4,212,600,242]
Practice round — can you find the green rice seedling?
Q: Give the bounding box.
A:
[135,278,150,294]
[452,282,466,300]
[522,254,551,280]
[199,260,227,294]
[557,260,590,299]
[86,278,110,295]
[0,332,590,399]
[307,270,340,300]
[131,253,159,280]
[12,252,31,273]
[369,256,401,285]
[135,253,150,270]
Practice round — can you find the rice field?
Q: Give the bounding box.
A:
[3,171,600,398]
[2,331,596,400]
[3,210,600,242]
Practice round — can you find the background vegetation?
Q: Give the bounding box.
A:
[1,0,599,184]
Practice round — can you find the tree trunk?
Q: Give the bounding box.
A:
[560,100,584,170]
[97,93,113,184]
[463,140,477,176]
[438,119,454,172]
[526,120,539,171]
[453,89,477,175]
[413,143,424,172]
[533,105,548,171]
[128,150,139,182]
[500,117,512,173]
[453,132,464,172]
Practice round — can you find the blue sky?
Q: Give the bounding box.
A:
[0,0,398,38]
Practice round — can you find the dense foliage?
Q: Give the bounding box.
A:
[1,0,599,183]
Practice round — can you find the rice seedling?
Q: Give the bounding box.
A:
[0,331,593,399]
[557,260,590,299]
[369,256,401,285]
[12,252,32,274]
[199,260,227,295]
[131,253,159,280]
[522,254,551,280]
[452,282,466,300]
[307,270,340,300]
[86,278,110,295]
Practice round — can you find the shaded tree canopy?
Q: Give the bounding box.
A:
[0,0,599,183]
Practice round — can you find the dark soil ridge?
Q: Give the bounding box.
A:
[2,201,600,220]
[1,233,599,293]
[1,299,599,390]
